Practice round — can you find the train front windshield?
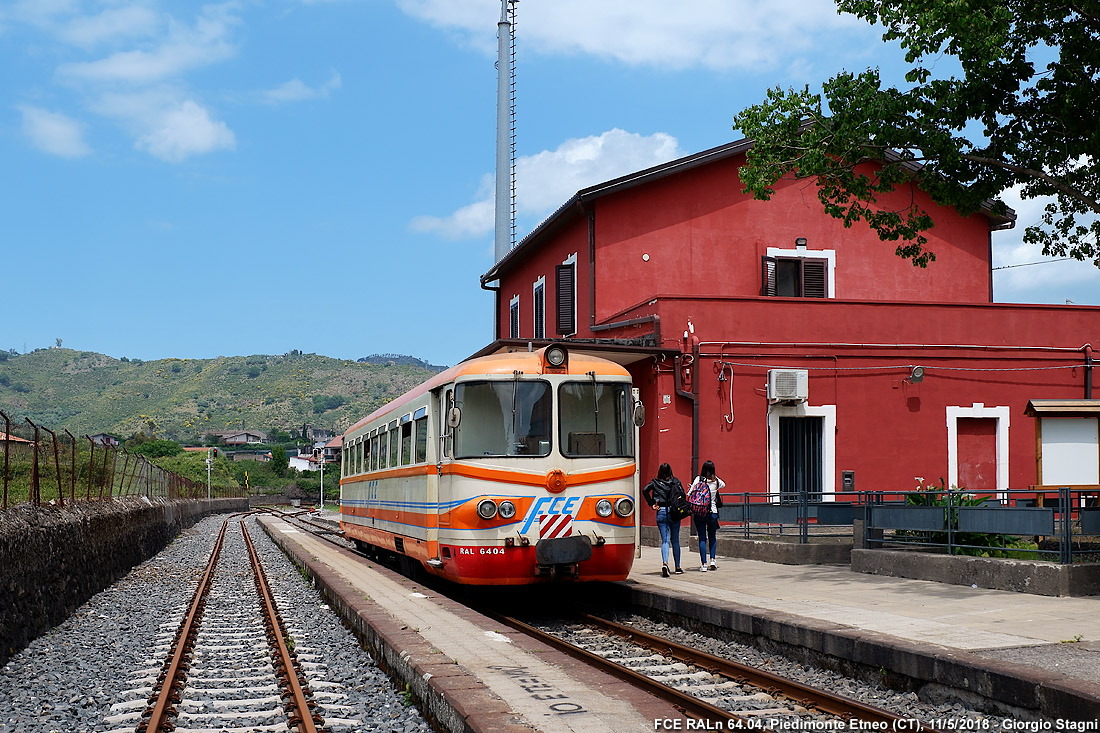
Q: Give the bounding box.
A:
[453,379,633,459]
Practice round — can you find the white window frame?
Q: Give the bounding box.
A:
[767,403,836,501]
[532,275,545,339]
[766,246,836,299]
[509,294,520,339]
[946,403,1010,500]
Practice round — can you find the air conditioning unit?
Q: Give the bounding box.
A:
[767,369,809,403]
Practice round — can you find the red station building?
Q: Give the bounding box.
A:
[478,139,1100,520]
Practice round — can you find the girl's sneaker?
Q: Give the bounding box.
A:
[662,564,670,577]
[709,561,717,571]
[674,567,683,574]
[700,565,708,572]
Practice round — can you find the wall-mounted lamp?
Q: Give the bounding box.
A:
[795,237,808,248]
[909,366,925,383]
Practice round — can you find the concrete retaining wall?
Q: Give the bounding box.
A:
[0,497,247,667]
[852,548,1100,597]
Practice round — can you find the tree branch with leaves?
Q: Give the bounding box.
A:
[734,0,1099,268]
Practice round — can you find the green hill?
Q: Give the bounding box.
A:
[0,348,443,443]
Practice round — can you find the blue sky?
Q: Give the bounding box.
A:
[3,0,1096,368]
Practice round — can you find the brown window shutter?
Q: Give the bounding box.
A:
[533,284,545,339]
[556,263,576,335]
[802,259,827,298]
[761,256,777,296]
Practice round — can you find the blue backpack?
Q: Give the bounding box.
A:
[687,479,711,517]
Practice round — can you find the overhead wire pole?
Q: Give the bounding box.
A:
[494,0,516,264]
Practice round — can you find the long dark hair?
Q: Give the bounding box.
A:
[657,462,673,481]
[700,459,716,480]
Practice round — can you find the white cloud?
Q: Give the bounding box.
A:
[58,5,160,48]
[57,4,239,84]
[18,104,91,157]
[412,128,684,239]
[260,72,343,104]
[991,184,1099,305]
[133,99,236,162]
[396,0,863,71]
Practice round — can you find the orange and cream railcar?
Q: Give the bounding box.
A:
[339,345,643,585]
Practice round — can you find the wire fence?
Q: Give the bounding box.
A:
[0,411,244,510]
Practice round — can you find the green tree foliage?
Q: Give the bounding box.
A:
[269,446,289,477]
[130,439,185,458]
[312,395,347,414]
[734,1,1099,267]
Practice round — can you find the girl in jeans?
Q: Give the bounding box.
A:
[691,460,725,571]
[642,463,686,576]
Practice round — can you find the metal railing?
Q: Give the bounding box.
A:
[717,490,858,542]
[713,487,1100,564]
[1,411,242,510]
[861,487,1100,564]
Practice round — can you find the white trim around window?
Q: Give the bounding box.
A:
[766,246,836,299]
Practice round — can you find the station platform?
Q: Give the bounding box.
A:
[257,515,680,732]
[258,515,1100,730]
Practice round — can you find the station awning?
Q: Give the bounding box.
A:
[1025,399,1100,417]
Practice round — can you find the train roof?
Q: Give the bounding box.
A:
[343,346,631,437]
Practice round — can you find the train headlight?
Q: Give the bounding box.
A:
[614,497,635,517]
[476,499,498,520]
[545,345,567,368]
[498,500,517,519]
[595,499,613,517]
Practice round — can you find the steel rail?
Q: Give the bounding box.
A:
[582,613,927,730]
[139,520,228,733]
[484,611,747,725]
[241,522,323,733]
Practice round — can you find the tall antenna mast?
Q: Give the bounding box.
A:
[494,0,517,264]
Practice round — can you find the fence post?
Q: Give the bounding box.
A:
[799,490,809,544]
[1061,486,1072,564]
[25,418,41,507]
[946,487,955,556]
[40,424,63,508]
[65,430,76,503]
[1,412,10,510]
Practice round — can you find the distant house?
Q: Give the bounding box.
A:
[215,430,267,445]
[89,434,121,446]
[230,450,272,463]
[0,432,32,445]
[288,451,323,472]
[324,435,343,464]
[303,425,334,443]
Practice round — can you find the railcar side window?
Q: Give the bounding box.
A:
[559,381,633,457]
[453,380,552,458]
[388,422,399,467]
[415,414,429,463]
[400,417,413,465]
[371,433,379,471]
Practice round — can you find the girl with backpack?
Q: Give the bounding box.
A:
[642,463,687,577]
[689,460,725,571]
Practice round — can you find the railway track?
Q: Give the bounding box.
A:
[104,516,340,733]
[488,612,928,730]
